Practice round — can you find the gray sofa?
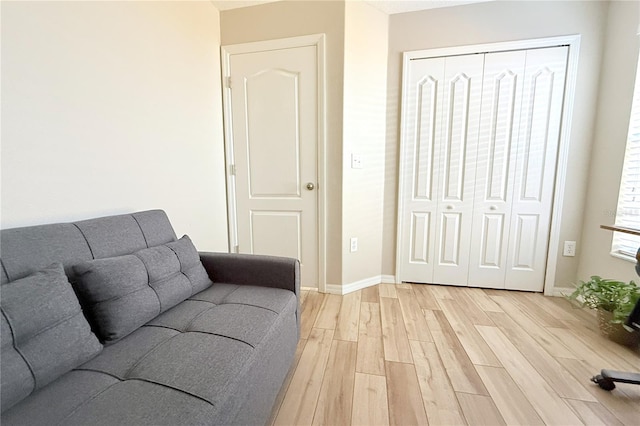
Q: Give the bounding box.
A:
[0,210,300,425]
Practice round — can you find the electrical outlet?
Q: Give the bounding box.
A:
[563,241,576,257]
[350,237,358,253]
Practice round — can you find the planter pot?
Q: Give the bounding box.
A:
[597,309,640,347]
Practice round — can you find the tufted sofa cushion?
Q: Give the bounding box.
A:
[1,283,298,425]
[73,235,213,343]
[0,263,102,412]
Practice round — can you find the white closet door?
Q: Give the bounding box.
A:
[398,57,445,283]
[432,54,484,286]
[398,45,568,292]
[505,46,569,291]
[468,50,527,288]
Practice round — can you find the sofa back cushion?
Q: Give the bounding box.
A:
[0,263,103,413]
[0,210,177,285]
[73,236,213,343]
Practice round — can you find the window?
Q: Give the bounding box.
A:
[612,57,640,259]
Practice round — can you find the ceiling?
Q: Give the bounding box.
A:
[210,0,494,14]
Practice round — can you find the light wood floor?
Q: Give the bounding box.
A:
[269,283,640,426]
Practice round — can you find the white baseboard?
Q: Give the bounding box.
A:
[552,286,575,297]
[381,275,397,284]
[325,275,395,295]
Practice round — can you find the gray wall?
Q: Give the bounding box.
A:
[578,0,640,284]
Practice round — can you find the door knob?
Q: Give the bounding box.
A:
[306,182,315,191]
[490,205,497,211]
[446,205,454,210]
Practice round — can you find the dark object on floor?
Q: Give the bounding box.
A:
[591,246,640,391]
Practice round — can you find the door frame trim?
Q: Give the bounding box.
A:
[395,34,581,296]
[221,34,327,293]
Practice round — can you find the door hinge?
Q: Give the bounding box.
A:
[225,76,232,89]
[230,164,236,176]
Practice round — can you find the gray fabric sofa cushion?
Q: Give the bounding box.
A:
[0,263,102,413]
[73,235,213,343]
[2,284,299,426]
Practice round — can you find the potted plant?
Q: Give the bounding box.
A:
[566,276,640,346]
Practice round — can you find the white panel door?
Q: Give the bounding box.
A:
[505,46,569,291]
[468,50,527,288]
[228,45,318,288]
[432,54,484,286]
[398,57,445,283]
[398,54,484,285]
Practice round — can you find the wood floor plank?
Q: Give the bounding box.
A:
[522,292,576,321]
[456,393,505,426]
[486,311,597,402]
[385,361,429,426]
[411,283,441,310]
[556,357,640,426]
[429,284,455,300]
[491,295,576,358]
[556,320,640,371]
[335,290,361,341]
[475,325,583,426]
[359,302,383,337]
[274,328,334,426]
[269,338,308,426]
[396,283,412,289]
[299,290,310,307]
[546,327,634,371]
[275,285,640,426]
[565,399,624,426]
[361,285,380,303]
[379,284,398,298]
[432,310,489,395]
[312,340,357,426]
[397,288,433,342]
[438,298,502,367]
[463,287,503,312]
[423,309,441,332]
[380,297,413,363]
[475,365,544,425]
[313,294,342,330]
[549,296,599,329]
[357,302,385,375]
[410,340,466,426]
[300,290,325,339]
[507,291,567,328]
[351,373,389,426]
[448,290,495,326]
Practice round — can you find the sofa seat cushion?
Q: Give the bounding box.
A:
[1,370,218,426]
[2,284,298,425]
[190,283,295,314]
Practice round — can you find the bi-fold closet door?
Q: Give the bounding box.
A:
[398,46,568,292]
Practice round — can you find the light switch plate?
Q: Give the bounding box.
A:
[351,154,363,169]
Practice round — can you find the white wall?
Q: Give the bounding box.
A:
[578,0,640,285]
[1,1,228,252]
[384,0,608,290]
[342,1,389,286]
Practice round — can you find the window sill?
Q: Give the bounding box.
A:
[609,251,637,264]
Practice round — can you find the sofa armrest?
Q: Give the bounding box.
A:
[199,252,300,296]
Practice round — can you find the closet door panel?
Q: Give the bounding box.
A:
[398,58,446,282]
[469,51,526,288]
[506,46,569,291]
[433,54,484,286]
